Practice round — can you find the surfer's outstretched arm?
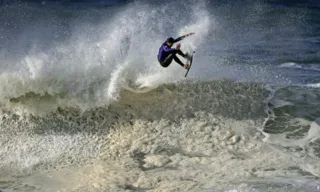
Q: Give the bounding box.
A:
[174,32,195,43]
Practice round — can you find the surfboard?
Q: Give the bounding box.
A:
[184,51,195,77]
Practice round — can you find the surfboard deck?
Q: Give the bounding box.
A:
[184,51,195,77]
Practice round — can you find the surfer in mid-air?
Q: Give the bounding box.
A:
[157,32,194,70]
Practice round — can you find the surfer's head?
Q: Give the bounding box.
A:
[166,37,175,47]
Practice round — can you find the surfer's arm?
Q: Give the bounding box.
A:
[174,32,195,43]
[163,45,176,53]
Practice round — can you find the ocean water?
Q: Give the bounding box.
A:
[0,0,319,191]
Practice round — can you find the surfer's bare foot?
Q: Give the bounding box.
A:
[184,64,190,69]
[184,53,191,60]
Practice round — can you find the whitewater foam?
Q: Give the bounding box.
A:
[307,83,320,88]
[3,112,319,192]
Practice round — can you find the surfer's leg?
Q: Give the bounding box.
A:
[174,49,192,61]
[160,54,174,68]
[172,55,184,67]
[175,49,187,57]
[160,52,186,68]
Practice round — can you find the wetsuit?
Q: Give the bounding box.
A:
[157,35,188,68]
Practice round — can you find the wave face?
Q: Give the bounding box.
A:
[1,0,320,192]
[0,0,212,110]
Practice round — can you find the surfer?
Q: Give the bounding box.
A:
[157,33,194,69]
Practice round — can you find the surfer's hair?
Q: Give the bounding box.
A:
[166,37,175,43]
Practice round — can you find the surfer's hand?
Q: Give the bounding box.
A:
[184,64,190,69]
[176,44,181,50]
[186,32,195,36]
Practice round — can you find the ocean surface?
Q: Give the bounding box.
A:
[0,0,319,191]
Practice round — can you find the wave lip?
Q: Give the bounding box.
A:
[279,62,302,69]
[306,83,320,88]
[279,62,320,72]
